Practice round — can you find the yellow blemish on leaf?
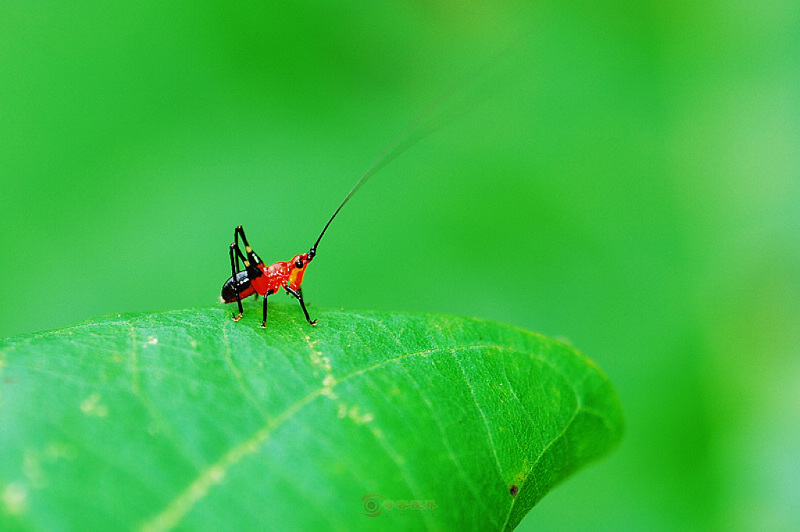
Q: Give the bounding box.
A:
[22,449,46,488]
[308,344,332,374]
[321,375,338,399]
[45,441,75,461]
[208,466,225,484]
[347,406,374,424]
[80,393,109,418]
[2,482,28,516]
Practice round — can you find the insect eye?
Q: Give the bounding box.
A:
[295,259,303,268]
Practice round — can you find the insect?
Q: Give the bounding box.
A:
[220,143,396,328]
[220,42,509,328]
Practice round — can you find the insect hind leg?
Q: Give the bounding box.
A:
[234,225,262,265]
[229,243,245,321]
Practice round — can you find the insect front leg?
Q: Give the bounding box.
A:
[284,286,317,326]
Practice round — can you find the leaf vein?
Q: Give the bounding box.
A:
[221,319,268,419]
[451,347,506,482]
[399,363,499,526]
[499,405,581,531]
[139,344,462,531]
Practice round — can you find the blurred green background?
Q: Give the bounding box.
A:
[1,1,798,530]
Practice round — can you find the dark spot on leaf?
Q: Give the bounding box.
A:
[510,484,519,497]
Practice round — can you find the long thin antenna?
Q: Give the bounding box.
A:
[307,27,533,259]
[308,124,421,258]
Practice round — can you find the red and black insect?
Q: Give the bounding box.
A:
[220,37,526,328]
[219,47,499,328]
[221,152,386,328]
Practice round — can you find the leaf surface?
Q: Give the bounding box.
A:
[0,303,623,530]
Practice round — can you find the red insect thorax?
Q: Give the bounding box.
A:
[250,253,310,296]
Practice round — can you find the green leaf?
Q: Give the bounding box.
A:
[0,303,623,531]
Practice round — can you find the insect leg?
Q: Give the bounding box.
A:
[234,225,262,265]
[229,243,244,321]
[261,293,269,328]
[285,286,317,326]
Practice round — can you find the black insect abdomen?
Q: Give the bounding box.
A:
[221,270,253,303]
